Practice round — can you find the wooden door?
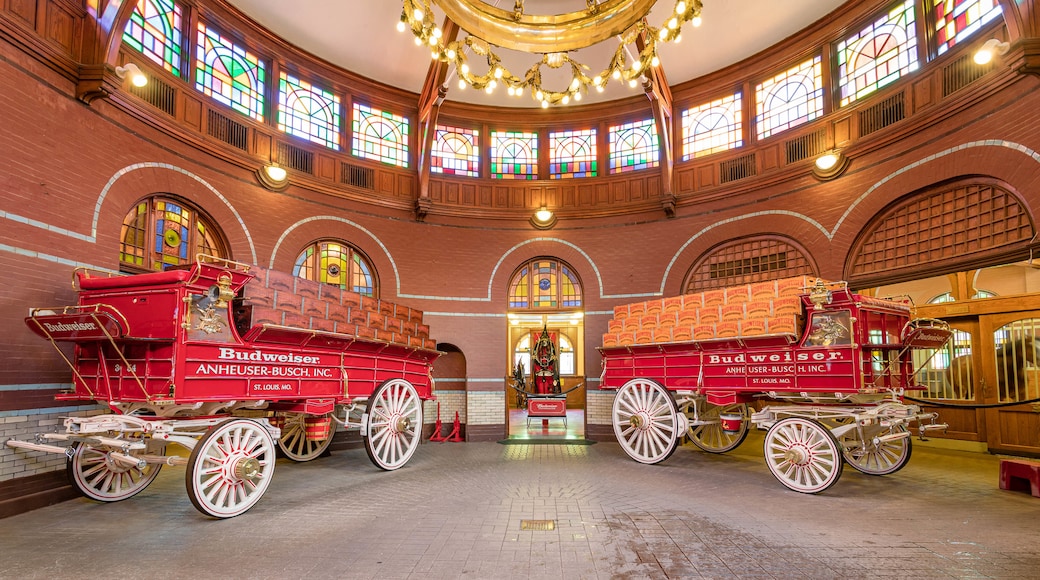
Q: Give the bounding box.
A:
[913,318,985,442]
[979,313,1040,456]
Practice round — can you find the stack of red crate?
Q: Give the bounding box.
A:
[240,265,435,350]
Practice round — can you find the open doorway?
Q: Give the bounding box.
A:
[507,312,585,440]
[504,257,586,441]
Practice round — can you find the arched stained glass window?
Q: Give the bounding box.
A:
[837,0,919,107]
[277,72,341,150]
[431,125,480,177]
[755,57,823,140]
[609,119,659,174]
[352,103,409,168]
[491,130,538,179]
[119,196,227,272]
[293,240,377,296]
[123,0,183,77]
[550,129,597,178]
[508,258,582,310]
[194,23,266,121]
[682,92,743,159]
[933,0,1002,56]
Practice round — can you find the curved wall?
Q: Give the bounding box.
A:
[3,0,1040,514]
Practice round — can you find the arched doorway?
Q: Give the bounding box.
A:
[506,258,585,440]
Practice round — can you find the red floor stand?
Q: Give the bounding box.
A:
[999,459,1040,497]
[444,412,463,442]
[428,402,446,442]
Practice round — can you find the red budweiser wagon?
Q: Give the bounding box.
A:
[7,256,439,517]
[600,277,951,493]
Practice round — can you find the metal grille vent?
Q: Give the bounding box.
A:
[520,520,556,531]
[128,75,175,117]
[859,93,905,137]
[710,252,788,279]
[341,162,375,189]
[206,110,248,151]
[277,142,314,174]
[719,153,757,184]
[785,130,827,164]
[943,54,990,97]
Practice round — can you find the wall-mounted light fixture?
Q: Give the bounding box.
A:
[973,38,1010,65]
[812,150,850,180]
[115,63,148,88]
[256,164,289,191]
[530,206,557,229]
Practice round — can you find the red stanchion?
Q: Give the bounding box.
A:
[445,411,463,442]
[428,402,446,442]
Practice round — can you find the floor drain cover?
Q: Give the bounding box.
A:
[520,519,556,531]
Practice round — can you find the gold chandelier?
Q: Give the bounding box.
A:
[398,0,703,107]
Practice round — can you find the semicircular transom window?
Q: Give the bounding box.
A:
[684,237,815,292]
[293,240,377,297]
[119,196,228,272]
[508,258,582,310]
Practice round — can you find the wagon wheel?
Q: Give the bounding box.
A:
[277,413,334,462]
[363,379,423,471]
[186,418,275,518]
[764,417,844,493]
[839,425,912,476]
[66,442,162,502]
[612,378,681,464]
[683,402,749,454]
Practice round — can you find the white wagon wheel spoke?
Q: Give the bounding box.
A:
[186,418,275,519]
[764,417,843,494]
[611,378,680,465]
[67,443,162,503]
[364,379,423,471]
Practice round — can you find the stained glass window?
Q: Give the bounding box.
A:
[682,92,743,159]
[195,23,266,121]
[119,196,227,272]
[293,241,377,296]
[837,0,919,107]
[491,131,538,179]
[352,103,409,168]
[755,57,823,141]
[123,0,183,76]
[277,73,341,150]
[550,129,597,178]
[508,258,583,309]
[609,119,659,174]
[431,125,480,177]
[934,0,1003,56]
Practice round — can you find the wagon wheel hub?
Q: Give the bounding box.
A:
[396,416,411,433]
[629,414,645,429]
[784,445,809,465]
[234,457,261,483]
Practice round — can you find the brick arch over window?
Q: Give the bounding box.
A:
[683,236,816,292]
[508,257,583,310]
[119,194,230,273]
[846,179,1035,286]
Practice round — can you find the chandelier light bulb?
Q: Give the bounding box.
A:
[675,33,682,43]
[651,55,660,67]
[562,94,570,104]
[414,37,422,46]
[413,8,423,20]
[507,86,515,96]
[433,27,442,38]
[446,48,456,59]
[461,63,470,75]
[397,21,406,32]
[485,85,493,94]
[431,51,438,59]
[659,28,669,41]
[628,78,638,88]
[612,69,621,80]
[677,1,687,13]
[569,77,580,91]
[593,75,602,86]
[494,67,503,79]
[541,100,549,108]
[596,85,604,92]
[536,90,544,100]
[573,92,582,101]
[427,35,437,46]
[488,79,497,89]
[668,17,678,29]
[692,16,702,27]
[458,78,466,89]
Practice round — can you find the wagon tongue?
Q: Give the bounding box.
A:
[902,326,952,349]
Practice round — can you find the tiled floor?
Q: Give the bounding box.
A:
[2,432,1039,579]
[507,409,585,440]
